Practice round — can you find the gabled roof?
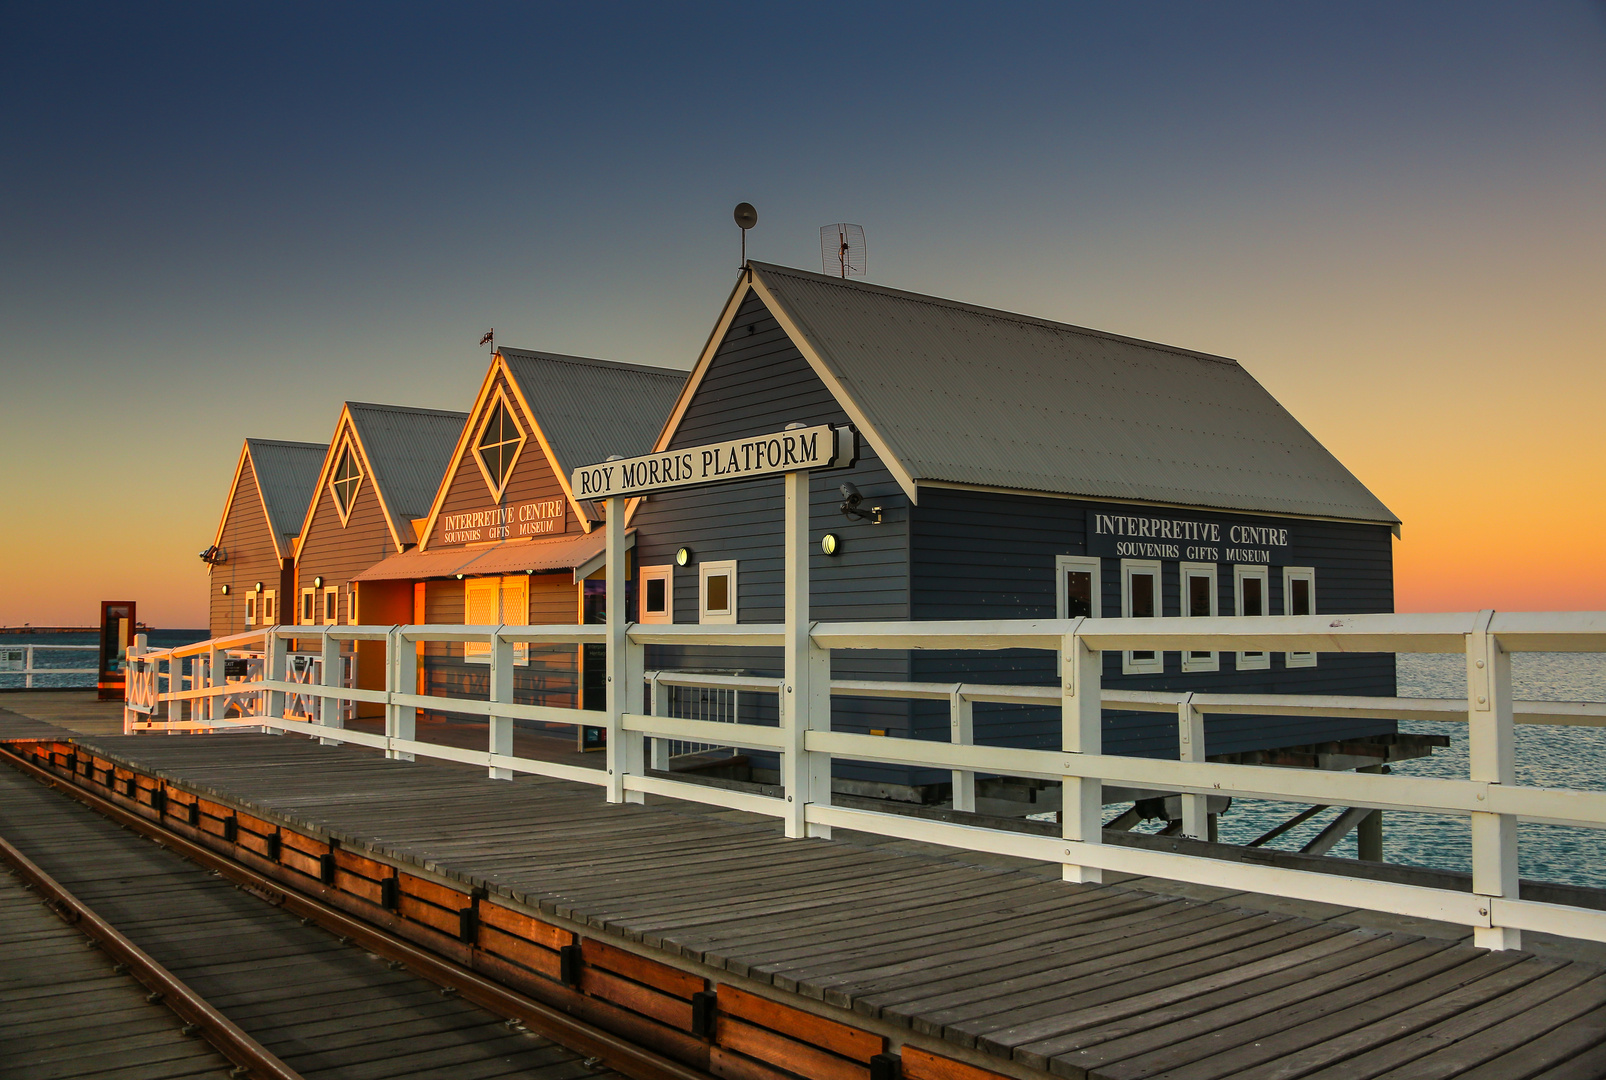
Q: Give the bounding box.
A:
[418,350,684,546]
[247,439,327,552]
[498,348,686,474]
[299,403,468,553]
[658,263,1398,526]
[211,438,327,561]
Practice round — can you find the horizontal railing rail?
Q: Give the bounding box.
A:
[120,610,1606,952]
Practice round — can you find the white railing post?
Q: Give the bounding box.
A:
[25,645,34,689]
[123,634,147,733]
[603,495,640,803]
[1178,693,1208,840]
[649,672,668,772]
[782,468,830,839]
[1061,621,1101,883]
[387,626,416,761]
[319,630,343,746]
[168,653,183,724]
[265,631,287,726]
[1468,610,1520,950]
[950,686,975,813]
[489,627,513,779]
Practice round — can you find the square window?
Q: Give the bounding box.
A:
[699,560,737,625]
[639,565,673,625]
[1180,562,1218,673]
[1120,559,1163,675]
[1235,565,1271,671]
[1283,566,1317,668]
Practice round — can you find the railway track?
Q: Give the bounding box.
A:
[0,752,689,1080]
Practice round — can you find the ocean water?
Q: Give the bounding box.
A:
[0,630,208,689]
[1194,652,1606,889]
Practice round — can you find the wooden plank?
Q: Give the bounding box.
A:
[476,923,563,980]
[477,900,572,950]
[719,985,884,1063]
[582,935,706,999]
[580,964,696,1029]
[901,1046,1015,1080]
[715,1015,870,1080]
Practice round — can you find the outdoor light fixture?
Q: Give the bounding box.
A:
[456,573,464,580]
[675,547,692,566]
[254,582,263,592]
[221,584,230,595]
[821,533,840,556]
[314,576,323,588]
[526,569,534,575]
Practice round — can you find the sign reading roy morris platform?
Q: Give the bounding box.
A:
[1087,510,1293,565]
[572,424,857,499]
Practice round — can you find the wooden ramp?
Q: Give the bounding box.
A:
[8,711,1606,1080]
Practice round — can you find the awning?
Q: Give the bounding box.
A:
[351,529,632,582]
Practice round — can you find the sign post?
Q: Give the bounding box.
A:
[574,425,856,814]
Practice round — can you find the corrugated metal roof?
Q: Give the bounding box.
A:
[498,349,686,475]
[352,529,620,581]
[345,403,469,542]
[244,439,327,549]
[751,263,1398,525]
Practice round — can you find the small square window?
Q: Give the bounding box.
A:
[1235,565,1271,671]
[699,560,737,625]
[1120,559,1163,675]
[639,565,673,625]
[1180,562,1218,673]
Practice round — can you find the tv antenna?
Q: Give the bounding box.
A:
[821,224,866,278]
[734,202,757,266]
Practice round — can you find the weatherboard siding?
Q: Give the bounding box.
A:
[208,455,288,638]
[629,294,913,773]
[295,441,401,605]
[909,486,1397,760]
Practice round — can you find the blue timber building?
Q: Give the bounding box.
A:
[628,263,1415,802]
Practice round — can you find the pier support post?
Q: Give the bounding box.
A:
[604,495,643,804]
[489,628,513,779]
[1061,622,1102,883]
[319,631,343,746]
[1178,695,1208,841]
[1468,610,1520,950]
[782,469,830,839]
[950,688,975,813]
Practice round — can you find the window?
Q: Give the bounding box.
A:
[262,590,276,625]
[474,391,526,500]
[1283,566,1317,668]
[639,565,673,624]
[1056,556,1101,620]
[348,584,359,625]
[1120,559,1163,675]
[1234,565,1270,671]
[464,575,530,665]
[244,591,257,627]
[699,560,737,625]
[1180,562,1218,673]
[330,443,363,524]
[300,588,316,625]
[322,586,340,625]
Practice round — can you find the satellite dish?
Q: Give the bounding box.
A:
[821,224,866,278]
[733,203,758,230]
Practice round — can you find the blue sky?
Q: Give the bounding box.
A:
[3,3,1604,622]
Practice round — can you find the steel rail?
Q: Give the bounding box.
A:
[0,746,711,1080]
[0,830,304,1080]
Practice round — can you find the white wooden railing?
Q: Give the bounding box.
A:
[1,643,98,688]
[122,610,1606,952]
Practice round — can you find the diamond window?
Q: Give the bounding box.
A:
[475,393,525,499]
[330,444,362,523]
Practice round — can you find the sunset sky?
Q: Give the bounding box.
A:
[2,3,1603,627]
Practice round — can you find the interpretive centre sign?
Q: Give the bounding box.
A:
[572,424,857,499]
[440,496,566,545]
[1087,510,1293,565]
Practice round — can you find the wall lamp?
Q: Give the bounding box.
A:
[220,584,230,595]
[675,547,692,567]
[254,581,263,592]
[821,533,840,556]
[313,576,323,588]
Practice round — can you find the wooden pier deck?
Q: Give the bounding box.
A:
[9,705,1606,1080]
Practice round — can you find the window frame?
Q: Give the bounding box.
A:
[1283,566,1318,668]
[1120,558,1164,675]
[699,560,737,625]
[1234,564,1271,671]
[471,386,527,502]
[1179,561,1219,673]
[1055,555,1102,621]
[322,586,340,625]
[261,589,277,626]
[329,440,364,526]
[348,584,359,626]
[639,564,673,625]
[244,590,258,627]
